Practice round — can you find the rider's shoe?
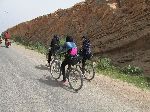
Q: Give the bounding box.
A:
[60,80,68,85]
[60,79,66,83]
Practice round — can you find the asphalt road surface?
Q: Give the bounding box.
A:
[0,42,150,112]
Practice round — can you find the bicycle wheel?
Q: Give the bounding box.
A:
[84,61,95,81]
[46,53,48,62]
[50,59,61,80]
[67,68,83,91]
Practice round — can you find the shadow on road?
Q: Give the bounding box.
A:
[38,76,77,93]
[38,76,60,87]
[35,64,50,71]
[0,45,6,48]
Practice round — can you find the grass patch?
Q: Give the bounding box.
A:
[11,35,47,54]
[59,37,66,46]
[25,41,47,54]
[96,57,150,90]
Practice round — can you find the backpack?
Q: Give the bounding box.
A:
[69,47,77,56]
[83,41,92,59]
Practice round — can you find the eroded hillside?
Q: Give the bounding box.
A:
[8,0,150,75]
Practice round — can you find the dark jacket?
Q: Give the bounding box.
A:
[50,37,59,48]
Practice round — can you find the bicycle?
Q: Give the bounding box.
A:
[5,39,11,48]
[76,59,95,81]
[46,47,61,66]
[76,50,96,81]
[50,54,83,91]
[50,53,62,80]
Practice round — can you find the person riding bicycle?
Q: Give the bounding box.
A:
[47,35,60,65]
[80,36,92,74]
[61,35,78,83]
[4,31,11,47]
[4,31,10,41]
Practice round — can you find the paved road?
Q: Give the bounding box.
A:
[0,42,150,112]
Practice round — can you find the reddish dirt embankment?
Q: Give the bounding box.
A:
[8,0,150,75]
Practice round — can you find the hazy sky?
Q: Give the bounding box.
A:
[0,0,84,33]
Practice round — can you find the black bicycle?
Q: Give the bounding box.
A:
[46,47,61,66]
[76,50,95,81]
[49,53,62,79]
[76,59,95,81]
[50,55,83,91]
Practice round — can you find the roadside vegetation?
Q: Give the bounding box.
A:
[12,35,47,54]
[12,35,66,54]
[12,35,150,90]
[96,57,150,90]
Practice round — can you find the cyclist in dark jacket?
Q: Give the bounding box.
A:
[47,35,60,64]
[81,36,92,74]
[61,36,78,83]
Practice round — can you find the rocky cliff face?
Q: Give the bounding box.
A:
[8,0,150,75]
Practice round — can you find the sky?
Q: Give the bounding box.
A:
[0,0,84,33]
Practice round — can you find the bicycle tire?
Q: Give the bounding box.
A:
[84,62,95,81]
[46,53,48,60]
[67,67,83,91]
[50,59,61,80]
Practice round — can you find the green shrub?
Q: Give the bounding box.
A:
[122,65,143,75]
[97,58,112,70]
[59,37,66,46]
[11,35,47,54]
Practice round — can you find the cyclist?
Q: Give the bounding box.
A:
[81,36,92,74]
[4,31,11,47]
[61,35,78,83]
[47,35,60,65]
